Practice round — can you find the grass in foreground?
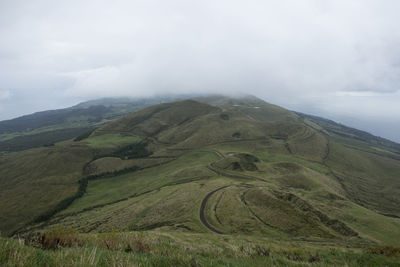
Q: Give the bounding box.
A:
[1,229,400,267]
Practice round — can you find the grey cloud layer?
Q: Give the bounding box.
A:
[0,0,399,141]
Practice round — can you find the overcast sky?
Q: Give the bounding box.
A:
[1,0,400,142]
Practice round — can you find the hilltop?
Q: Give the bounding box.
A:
[1,95,400,266]
[0,96,180,153]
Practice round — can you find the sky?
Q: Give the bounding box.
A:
[0,0,400,142]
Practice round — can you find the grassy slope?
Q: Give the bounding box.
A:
[83,133,142,149]
[325,141,400,216]
[0,132,144,236]
[0,97,177,153]
[0,143,94,236]
[60,150,219,214]
[297,112,400,154]
[0,127,94,152]
[1,96,400,266]
[29,143,400,246]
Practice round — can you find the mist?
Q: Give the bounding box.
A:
[1,0,400,141]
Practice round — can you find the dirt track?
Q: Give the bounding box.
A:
[199,186,229,234]
[198,149,273,234]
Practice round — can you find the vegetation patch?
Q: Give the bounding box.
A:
[84,133,142,149]
[109,142,151,159]
[0,127,93,152]
[232,132,241,138]
[364,246,400,257]
[73,128,96,141]
[220,113,230,120]
[215,153,260,172]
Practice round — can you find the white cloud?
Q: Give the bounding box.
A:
[334,91,387,97]
[0,90,10,100]
[64,66,121,97]
[1,0,400,141]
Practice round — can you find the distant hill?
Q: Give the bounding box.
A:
[295,112,400,156]
[0,96,180,152]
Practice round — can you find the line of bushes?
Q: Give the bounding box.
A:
[109,142,151,159]
[0,127,93,152]
[73,128,96,141]
[31,140,153,225]
[86,166,140,181]
[33,165,141,224]
[92,141,152,161]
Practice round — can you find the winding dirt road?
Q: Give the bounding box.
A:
[199,149,273,234]
[199,186,229,234]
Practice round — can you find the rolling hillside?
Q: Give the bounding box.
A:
[1,95,399,266]
[0,96,179,153]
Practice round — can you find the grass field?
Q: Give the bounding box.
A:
[2,96,400,266]
[2,230,400,267]
[84,133,142,149]
[22,144,400,248]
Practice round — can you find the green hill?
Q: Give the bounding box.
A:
[1,95,400,266]
[0,96,179,153]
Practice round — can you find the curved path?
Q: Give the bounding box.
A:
[199,149,274,234]
[199,186,229,234]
